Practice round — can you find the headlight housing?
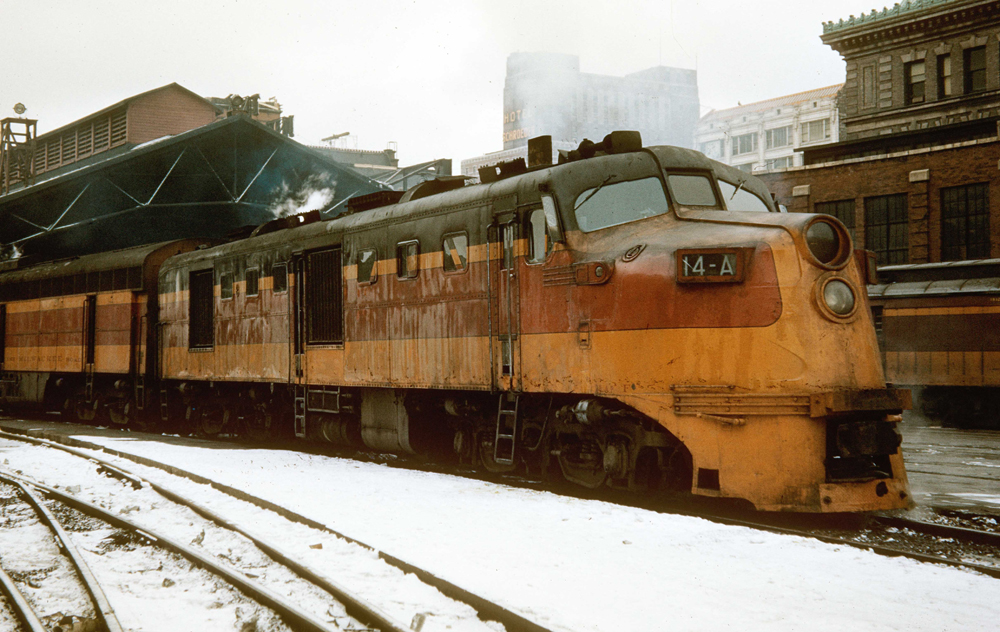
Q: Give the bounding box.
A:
[816,275,859,321]
[804,217,852,269]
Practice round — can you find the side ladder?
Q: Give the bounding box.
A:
[494,392,519,465]
[294,383,307,438]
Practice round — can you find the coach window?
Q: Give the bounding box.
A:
[397,241,419,279]
[245,268,260,297]
[442,234,468,273]
[526,209,549,264]
[220,272,234,300]
[357,248,378,284]
[271,263,288,293]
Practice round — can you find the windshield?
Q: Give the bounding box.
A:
[573,176,669,233]
[718,180,772,212]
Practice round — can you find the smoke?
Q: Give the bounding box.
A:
[0,243,23,261]
[268,173,338,218]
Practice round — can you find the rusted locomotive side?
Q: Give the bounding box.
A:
[869,259,1000,428]
[157,137,911,512]
[0,240,209,422]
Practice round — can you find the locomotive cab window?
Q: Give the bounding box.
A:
[718,180,771,213]
[397,241,420,279]
[245,268,259,297]
[667,174,720,208]
[526,209,549,264]
[220,272,233,300]
[573,176,669,233]
[357,248,378,284]
[441,234,468,273]
[272,263,288,293]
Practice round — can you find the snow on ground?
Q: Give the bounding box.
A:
[19,433,1000,631]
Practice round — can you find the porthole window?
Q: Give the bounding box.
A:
[441,234,468,273]
[358,249,378,284]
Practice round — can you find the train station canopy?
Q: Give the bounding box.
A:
[0,114,387,262]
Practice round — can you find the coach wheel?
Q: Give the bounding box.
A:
[108,400,131,426]
[243,405,275,442]
[74,397,99,423]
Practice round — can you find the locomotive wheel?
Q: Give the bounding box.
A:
[478,433,517,474]
[243,405,274,442]
[108,400,131,426]
[188,403,230,437]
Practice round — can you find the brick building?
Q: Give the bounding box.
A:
[756,0,1000,266]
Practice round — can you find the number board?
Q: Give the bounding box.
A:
[676,248,749,283]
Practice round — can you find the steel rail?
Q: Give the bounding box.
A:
[0,470,353,632]
[0,428,556,632]
[8,478,125,632]
[870,515,1000,548]
[0,562,47,632]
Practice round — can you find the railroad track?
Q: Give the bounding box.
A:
[0,428,554,632]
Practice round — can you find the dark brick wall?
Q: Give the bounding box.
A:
[127,86,218,145]
[757,139,1000,263]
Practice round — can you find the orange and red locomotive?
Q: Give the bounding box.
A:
[0,133,912,512]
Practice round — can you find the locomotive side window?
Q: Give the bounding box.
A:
[667,174,719,207]
[272,263,288,293]
[527,209,549,264]
[357,249,378,284]
[441,234,468,273]
[189,270,214,349]
[718,180,770,212]
[220,272,234,300]
[0,304,5,365]
[573,176,668,233]
[245,268,260,297]
[397,241,420,279]
[306,247,344,345]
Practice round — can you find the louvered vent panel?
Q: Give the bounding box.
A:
[93,117,110,153]
[45,140,61,169]
[110,109,127,145]
[77,124,92,157]
[61,132,76,163]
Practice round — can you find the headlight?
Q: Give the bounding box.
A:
[804,218,851,269]
[823,279,856,316]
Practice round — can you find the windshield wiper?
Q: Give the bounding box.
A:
[574,174,616,211]
[730,179,745,201]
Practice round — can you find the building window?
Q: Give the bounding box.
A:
[905,60,925,104]
[765,156,794,170]
[965,46,986,93]
[699,139,724,160]
[732,132,757,156]
[815,199,856,243]
[865,194,909,265]
[938,54,952,98]
[941,183,990,261]
[800,119,831,144]
[736,163,754,173]
[862,65,876,108]
[765,126,791,149]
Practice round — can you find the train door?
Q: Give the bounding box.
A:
[83,295,97,401]
[490,196,521,393]
[291,253,307,436]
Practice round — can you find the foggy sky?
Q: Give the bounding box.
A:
[3,1,878,166]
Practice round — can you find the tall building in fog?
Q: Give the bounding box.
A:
[502,52,699,151]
